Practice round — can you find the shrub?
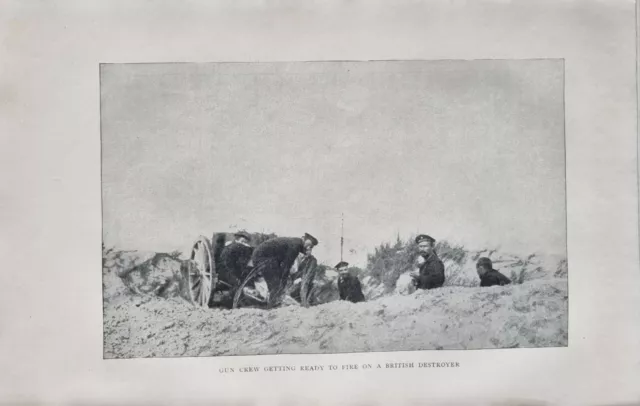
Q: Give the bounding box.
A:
[555,259,568,278]
[363,235,468,292]
[436,240,468,265]
[510,268,527,285]
[102,243,115,267]
[315,263,332,279]
[346,266,364,276]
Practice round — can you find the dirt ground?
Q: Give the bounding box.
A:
[103,275,568,358]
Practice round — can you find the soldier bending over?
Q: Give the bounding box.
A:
[249,233,319,308]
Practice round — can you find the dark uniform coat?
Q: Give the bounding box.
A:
[219,242,254,287]
[251,237,305,272]
[338,273,365,303]
[415,252,445,290]
[250,237,307,305]
[479,269,512,287]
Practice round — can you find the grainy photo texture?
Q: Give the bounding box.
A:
[101,60,568,358]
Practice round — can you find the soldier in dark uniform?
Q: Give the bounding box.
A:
[250,233,319,308]
[218,230,254,289]
[336,261,365,303]
[410,234,446,290]
[476,257,512,287]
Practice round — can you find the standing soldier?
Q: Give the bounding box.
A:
[336,261,365,303]
[410,234,446,290]
[476,257,512,287]
[248,233,319,308]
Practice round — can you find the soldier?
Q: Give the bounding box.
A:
[218,230,254,289]
[336,261,365,303]
[476,257,512,287]
[410,234,445,290]
[249,233,319,308]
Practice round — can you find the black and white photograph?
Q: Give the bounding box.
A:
[101,59,568,358]
[5,0,640,403]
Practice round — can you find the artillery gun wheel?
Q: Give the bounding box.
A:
[188,236,217,307]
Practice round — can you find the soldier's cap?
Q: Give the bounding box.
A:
[303,233,319,246]
[335,261,349,269]
[415,234,435,244]
[476,257,495,269]
[234,230,251,241]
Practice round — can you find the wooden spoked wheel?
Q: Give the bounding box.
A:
[188,236,216,307]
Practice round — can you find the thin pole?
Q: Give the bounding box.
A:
[340,213,344,262]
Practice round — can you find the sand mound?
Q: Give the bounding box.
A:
[103,277,568,358]
[103,250,191,303]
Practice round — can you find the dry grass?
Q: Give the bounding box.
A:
[364,236,469,292]
[361,236,567,297]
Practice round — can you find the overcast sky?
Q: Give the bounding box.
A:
[101,60,566,267]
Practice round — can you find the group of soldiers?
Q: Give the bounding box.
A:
[217,231,363,308]
[408,234,512,289]
[216,231,511,309]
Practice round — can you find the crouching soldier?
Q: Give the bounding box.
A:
[218,230,254,289]
[211,231,255,308]
[476,257,512,287]
[410,234,445,290]
[336,261,365,303]
[249,233,319,308]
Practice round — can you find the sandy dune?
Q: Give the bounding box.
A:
[103,270,567,358]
